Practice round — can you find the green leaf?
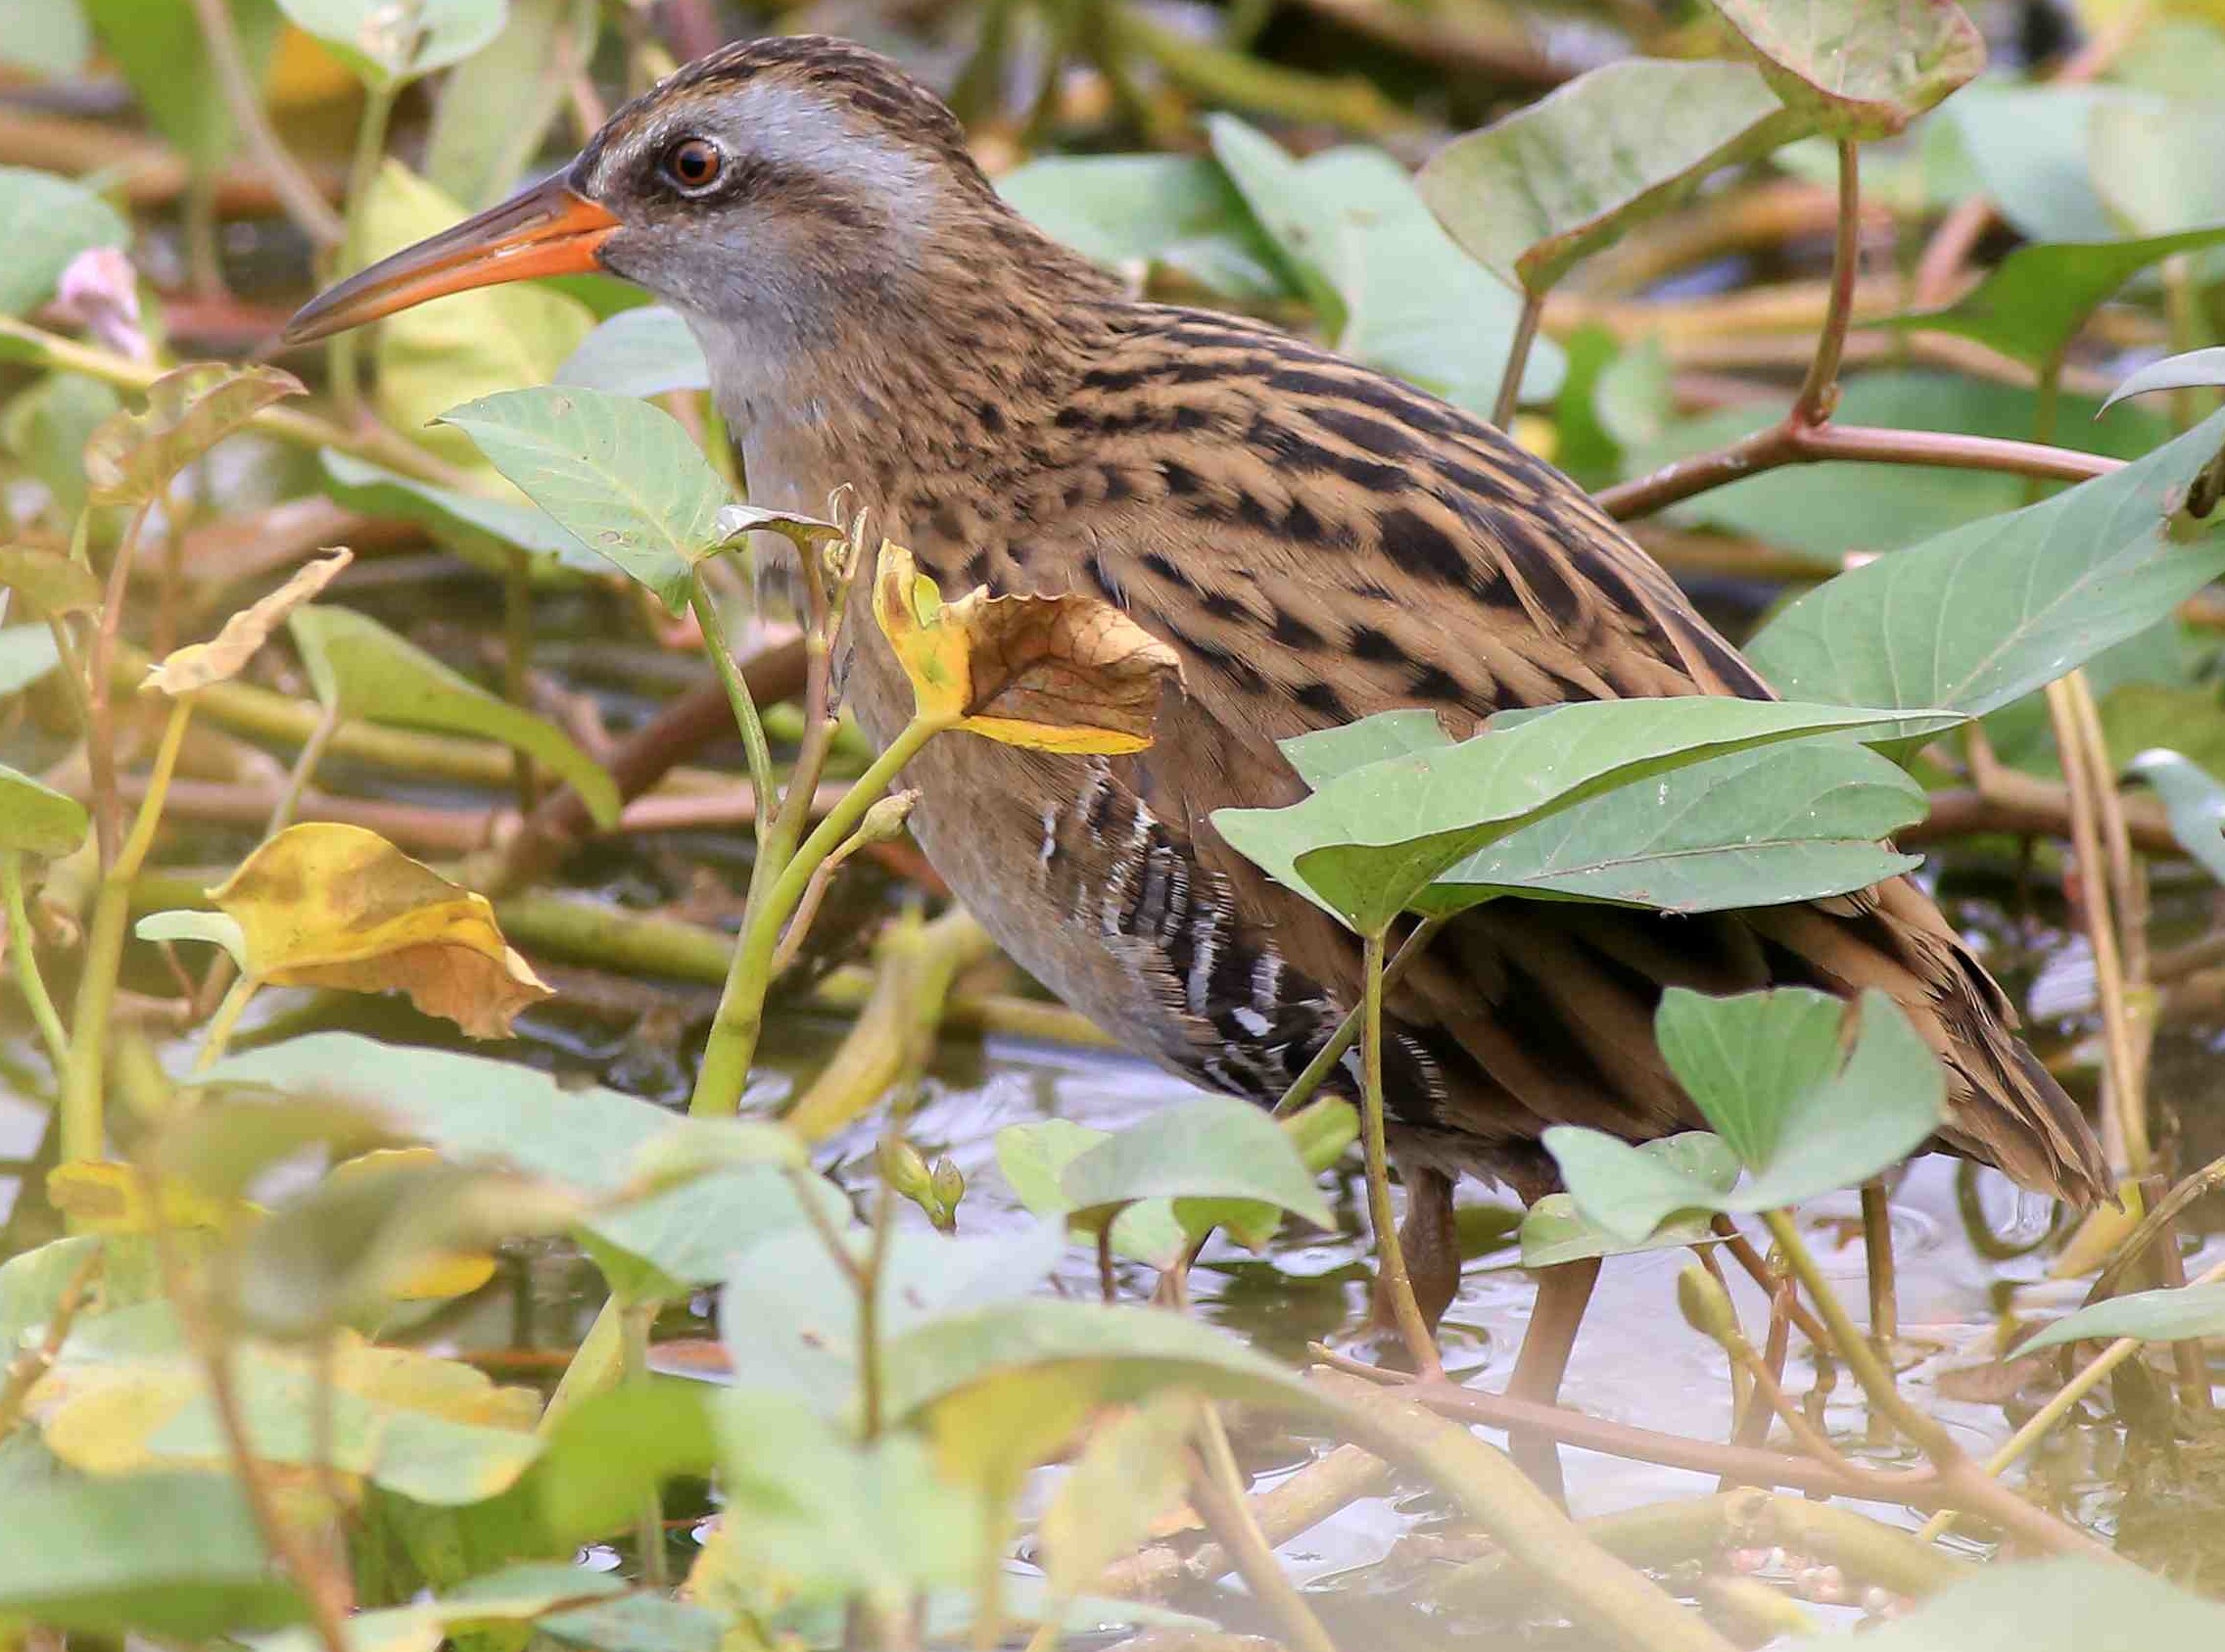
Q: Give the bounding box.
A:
[1420,59,1796,294]
[526,1379,718,1548]
[318,448,604,575]
[83,0,278,173]
[0,166,128,317]
[423,0,594,209]
[134,909,250,967]
[1709,0,1984,138]
[436,385,732,610]
[1878,222,2225,369]
[713,1388,989,1612]
[1545,987,1946,1242]
[1281,708,1454,787]
[83,362,304,508]
[0,623,61,696]
[1207,116,1565,411]
[359,163,594,457]
[2105,346,2225,411]
[2088,99,2225,239]
[0,1235,104,1353]
[1943,83,2135,245]
[880,1298,1321,1423]
[1423,739,1926,916]
[995,1119,1190,1266]
[719,1220,1066,1410]
[0,757,88,856]
[204,1034,840,1291]
[1059,1096,1334,1233]
[4,371,121,519]
[2018,1280,2225,1354]
[554,305,712,397]
[254,1563,638,1652]
[2127,749,2225,883]
[1748,407,2225,716]
[1791,1556,2225,1652]
[288,603,620,826]
[1215,698,1956,933]
[999,153,1290,300]
[274,0,506,91]
[0,544,103,615]
[1,0,91,76]
[1519,1135,1740,1265]
[0,1462,305,1635]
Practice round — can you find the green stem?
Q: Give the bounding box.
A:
[191,975,260,1075]
[1361,929,1442,1379]
[0,318,458,484]
[501,549,540,814]
[331,81,401,420]
[1272,918,1442,1117]
[620,1298,669,1588]
[1493,287,1546,431]
[59,696,195,1168]
[2,853,69,1070]
[268,703,342,839]
[689,571,778,846]
[689,716,943,1117]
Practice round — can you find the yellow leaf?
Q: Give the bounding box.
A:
[45,1160,254,1236]
[872,540,1182,752]
[208,822,552,1037]
[1039,1395,1202,1599]
[327,1148,498,1302]
[144,550,354,696]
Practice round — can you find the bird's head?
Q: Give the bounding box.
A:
[282,36,1023,354]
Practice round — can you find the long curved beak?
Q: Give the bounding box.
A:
[281,173,620,346]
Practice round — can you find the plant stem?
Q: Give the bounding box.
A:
[688,571,778,847]
[1596,419,2120,521]
[1792,139,1861,426]
[331,81,400,420]
[1271,918,1442,1117]
[192,974,260,1074]
[268,703,343,839]
[59,695,195,1167]
[1359,930,1441,1380]
[1917,1251,2225,1543]
[3,852,69,1070]
[86,501,154,867]
[184,0,344,247]
[1185,1415,1339,1652]
[0,318,461,485]
[502,549,541,814]
[1493,288,1546,431]
[619,1298,669,1587]
[690,716,943,1116]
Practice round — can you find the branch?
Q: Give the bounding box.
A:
[1597,420,2122,522]
[185,0,345,247]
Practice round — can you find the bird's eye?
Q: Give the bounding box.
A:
[662,138,723,192]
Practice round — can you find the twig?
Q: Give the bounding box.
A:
[184,0,346,247]
[2046,675,2146,1176]
[2,852,70,1069]
[1596,420,2120,521]
[1103,1444,1392,1599]
[1493,289,1545,430]
[1312,1370,1740,1652]
[1185,1418,1339,1652]
[1917,1251,2225,1544]
[0,1247,103,1434]
[2066,670,2154,1167]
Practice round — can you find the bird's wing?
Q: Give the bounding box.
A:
[961,308,2105,1203]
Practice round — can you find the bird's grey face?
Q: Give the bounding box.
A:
[572,78,946,348]
[280,44,976,356]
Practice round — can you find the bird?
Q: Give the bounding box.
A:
[285,34,2108,1341]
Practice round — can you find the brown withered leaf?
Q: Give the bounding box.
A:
[144,549,353,696]
[209,822,552,1037]
[84,362,306,507]
[874,540,1182,754]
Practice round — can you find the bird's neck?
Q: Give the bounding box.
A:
[692,213,1124,520]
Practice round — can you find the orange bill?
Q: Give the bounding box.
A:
[281,174,619,346]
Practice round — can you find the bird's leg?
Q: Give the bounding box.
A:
[1504,1255,1602,1502]
[1367,1160,1459,1365]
